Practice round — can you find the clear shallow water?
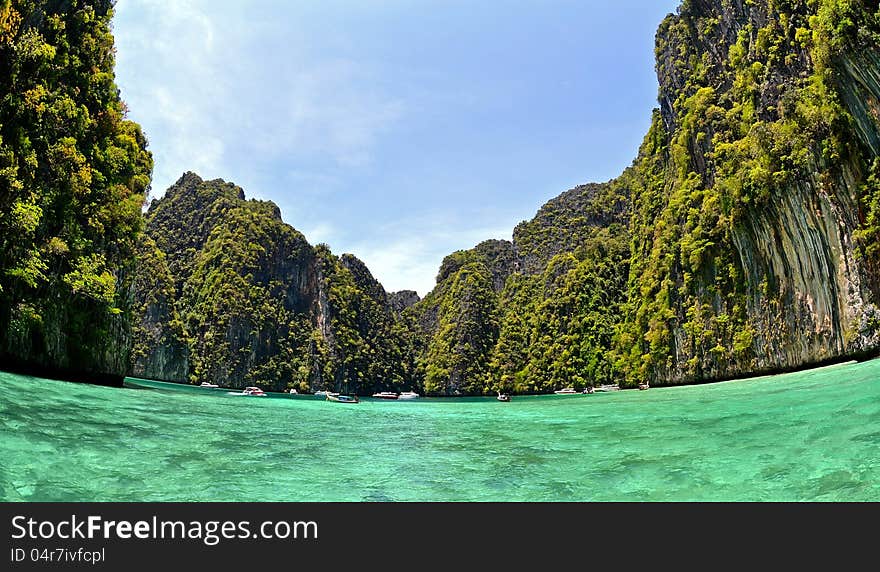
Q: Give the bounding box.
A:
[1,360,879,502]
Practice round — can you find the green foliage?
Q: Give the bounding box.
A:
[62,253,116,305]
[423,262,499,395]
[130,0,880,394]
[140,176,321,389]
[855,158,880,257]
[0,0,152,372]
[407,179,631,395]
[490,223,631,394]
[313,247,418,394]
[616,0,880,385]
[513,183,629,274]
[135,175,419,393]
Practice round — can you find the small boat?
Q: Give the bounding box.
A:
[595,384,620,393]
[398,391,420,400]
[200,382,219,388]
[228,386,267,397]
[554,388,579,395]
[327,394,359,404]
[583,387,595,394]
[638,383,650,391]
[372,392,399,400]
[497,393,511,402]
[289,389,298,395]
[314,390,329,398]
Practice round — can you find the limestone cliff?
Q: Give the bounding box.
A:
[0,0,152,385]
[129,236,189,382]
[409,179,630,395]
[513,182,629,275]
[619,0,880,385]
[412,0,880,391]
[131,174,416,393]
[388,291,421,314]
[129,0,880,394]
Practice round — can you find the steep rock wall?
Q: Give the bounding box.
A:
[131,174,416,393]
[623,0,880,385]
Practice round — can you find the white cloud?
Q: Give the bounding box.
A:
[114,0,406,196]
[144,87,225,196]
[299,222,338,247]
[251,58,406,167]
[346,216,515,296]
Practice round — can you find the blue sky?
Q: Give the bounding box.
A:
[113,0,680,296]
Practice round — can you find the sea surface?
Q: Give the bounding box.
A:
[1,359,879,501]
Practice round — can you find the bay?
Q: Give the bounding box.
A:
[1,359,878,501]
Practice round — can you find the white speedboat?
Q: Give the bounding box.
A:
[228,386,267,397]
[595,384,620,393]
[497,393,511,402]
[200,382,219,388]
[372,392,399,400]
[554,388,578,395]
[398,391,420,400]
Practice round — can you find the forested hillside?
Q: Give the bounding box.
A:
[131,0,880,395]
[615,0,880,385]
[411,0,880,392]
[131,173,419,393]
[0,0,152,383]
[4,1,878,395]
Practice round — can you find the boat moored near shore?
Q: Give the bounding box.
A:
[595,384,620,393]
[554,388,579,395]
[327,394,359,404]
[229,387,266,397]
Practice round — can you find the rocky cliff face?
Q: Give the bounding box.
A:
[513,182,629,274]
[130,0,880,394]
[132,174,320,388]
[619,0,880,385]
[409,179,630,395]
[340,254,388,304]
[129,236,189,382]
[388,290,421,314]
[131,173,416,393]
[0,0,152,385]
[411,0,880,391]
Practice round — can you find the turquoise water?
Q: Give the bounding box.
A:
[1,359,879,501]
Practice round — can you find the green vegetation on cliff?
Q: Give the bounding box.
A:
[315,249,418,394]
[0,0,152,378]
[408,180,631,395]
[405,0,880,393]
[615,0,880,386]
[130,0,880,394]
[423,262,499,395]
[5,0,876,394]
[132,174,418,393]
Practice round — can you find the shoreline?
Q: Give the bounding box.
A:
[120,353,878,399]
[4,350,877,398]
[642,350,880,392]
